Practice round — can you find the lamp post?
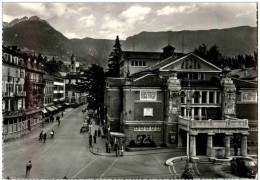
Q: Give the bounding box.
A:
[181,82,197,179]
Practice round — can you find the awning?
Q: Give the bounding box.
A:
[42,109,48,114]
[65,103,70,106]
[110,132,126,138]
[51,106,58,110]
[57,105,62,109]
[46,107,54,112]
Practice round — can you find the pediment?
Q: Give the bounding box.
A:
[159,53,222,72]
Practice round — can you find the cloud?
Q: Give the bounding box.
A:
[3,14,16,22]
[236,11,250,18]
[79,14,96,28]
[64,32,81,39]
[120,5,151,20]
[157,4,197,16]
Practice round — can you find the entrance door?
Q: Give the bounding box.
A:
[196,133,207,155]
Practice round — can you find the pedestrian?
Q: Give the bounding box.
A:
[108,143,111,153]
[98,127,101,137]
[39,131,43,141]
[26,161,32,176]
[56,115,60,122]
[58,119,61,126]
[121,145,124,156]
[105,140,108,153]
[114,143,118,156]
[94,134,97,144]
[61,111,63,117]
[234,142,238,156]
[43,133,47,143]
[89,134,93,147]
[94,129,97,137]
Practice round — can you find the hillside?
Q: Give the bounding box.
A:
[3,18,257,68]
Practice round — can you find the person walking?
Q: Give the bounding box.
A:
[61,111,63,117]
[94,130,97,137]
[114,142,119,157]
[108,143,111,153]
[234,142,238,156]
[26,161,32,177]
[43,133,47,143]
[39,131,43,141]
[89,134,93,147]
[58,119,61,126]
[105,140,108,153]
[121,145,124,156]
[98,127,101,137]
[93,134,97,144]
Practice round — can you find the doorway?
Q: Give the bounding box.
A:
[196,133,207,155]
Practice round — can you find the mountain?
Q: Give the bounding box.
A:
[3,17,257,69]
[124,26,257,57]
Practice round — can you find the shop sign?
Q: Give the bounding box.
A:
[140,90,157,101]
[241,92,257,102]
[143,108,153,116]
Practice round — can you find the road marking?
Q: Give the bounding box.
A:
[71,157,98,178]
[193,163,201,175]
[172,165,180,176]
[168,166,174,176]
[99,157,119,179]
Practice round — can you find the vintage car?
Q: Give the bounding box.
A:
[230,157,258,178]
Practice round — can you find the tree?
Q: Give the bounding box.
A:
[107,36,122,77]
[78,64,106,120]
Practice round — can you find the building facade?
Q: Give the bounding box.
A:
[52,72,66,109]
[2,45,44,140]
[105,46,256,158]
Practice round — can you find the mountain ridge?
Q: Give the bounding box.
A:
[2,18,257,68]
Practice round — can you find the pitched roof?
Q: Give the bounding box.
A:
[232,78,258,89]
[122,51,162,60]
[230,68,258,80]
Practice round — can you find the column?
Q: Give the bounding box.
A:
[191,108,194,120]
[199,91,202,104]
[206,133,214,157]
[184,107,187,117]
[214,91,217,104]
[190,134,196,157]
[241,133,248,157]
[225,133,232,157]
[198,108,202,120]
[206,91,209,104]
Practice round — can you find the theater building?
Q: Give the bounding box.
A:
[105,46,256,158]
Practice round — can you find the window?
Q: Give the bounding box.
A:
[143,61,146,66]
[144,108,153,116]
[135,61,138,66]
[209,92,214,103]
[200,73,204,80]
[139,61,142,66]
[194,107,199,116]
[131,61,134,66]
[202,92,207,103]
[194,91,200,103]
[217,92,221,104]
[181,107,185,116]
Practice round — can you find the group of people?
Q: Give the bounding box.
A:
[88,128,102,147]
[106,140,124,156]
[39,130,55,142]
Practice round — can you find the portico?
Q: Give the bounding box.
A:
[178,116,249,158]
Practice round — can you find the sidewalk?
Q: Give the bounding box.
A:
[88,118,185,157]
[3,108,73,148]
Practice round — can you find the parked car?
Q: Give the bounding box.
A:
[230,157,257,178]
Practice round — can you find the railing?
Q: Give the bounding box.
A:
[178,116,248,129]
[15,91,26,96]
[3,92,14,97]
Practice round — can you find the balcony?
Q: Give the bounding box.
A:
[3,92,14,98]
[15,91,26,97]
[178,116,249,130]
[3,109,25,118]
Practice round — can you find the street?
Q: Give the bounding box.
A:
[3,106,185,179]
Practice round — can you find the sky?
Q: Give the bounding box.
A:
[2,2,257,40]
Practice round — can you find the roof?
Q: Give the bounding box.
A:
[232,78,258,89]
[122,51,162,60]
[43,74,54,81]
[106,78,126,87]
[132,74,166,87]
[230,68,258,80]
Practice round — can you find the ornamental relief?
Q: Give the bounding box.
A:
[224,90,236,115]
[169,91,180,115]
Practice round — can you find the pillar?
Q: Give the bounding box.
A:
[190,134,196,157]
[191,108,194,120]
[206,133,214,157]
[198,107,202,120]
[225,133,232,157]
[206,91,209,104]
[241,133,248,157]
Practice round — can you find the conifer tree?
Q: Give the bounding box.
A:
[107,36,122,77]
